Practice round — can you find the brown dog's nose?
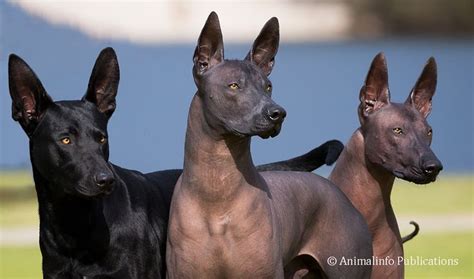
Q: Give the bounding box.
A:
[95,172,115,188]
[267,106,286,123]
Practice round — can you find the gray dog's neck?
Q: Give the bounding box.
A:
[181,94,259,202]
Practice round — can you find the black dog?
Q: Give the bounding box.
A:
[8,48,342,278]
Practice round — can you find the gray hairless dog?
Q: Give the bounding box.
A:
[166,12,372,278]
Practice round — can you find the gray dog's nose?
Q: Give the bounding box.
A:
[95,172,115,188]
[267,106,287,123]
[422,161,443,176]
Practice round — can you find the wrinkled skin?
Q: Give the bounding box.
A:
[329,53,442,278]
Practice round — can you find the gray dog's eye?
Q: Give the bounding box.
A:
[392,127,403,135]
[228,83,240,90]
[99,135,107,144]
[266,84,272,92]
[427,129,433,136]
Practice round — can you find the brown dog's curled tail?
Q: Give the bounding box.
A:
[402,221,420,243]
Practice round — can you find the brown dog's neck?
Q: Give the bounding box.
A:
[330,129,404,274]
[329,129,396,228]
[181,94,258,202]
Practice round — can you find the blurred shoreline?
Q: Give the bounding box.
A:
[8,0,473,45]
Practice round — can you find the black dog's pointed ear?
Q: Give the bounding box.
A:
[405,57,437,118]
[8,54,53,135]
[245,17,279,76]
[193,12,224,76]
[358,52,391,123]
[83,47,120,118]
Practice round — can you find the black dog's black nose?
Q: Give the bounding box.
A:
[95,172,115,188]
[267,106,287,123]
[422,161,443,176]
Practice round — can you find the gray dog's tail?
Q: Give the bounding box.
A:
[256,140,344,172]
[402,221,420,243]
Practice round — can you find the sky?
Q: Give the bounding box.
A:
[1,2,473,175]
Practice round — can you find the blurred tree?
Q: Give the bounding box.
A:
[350,0,473,37]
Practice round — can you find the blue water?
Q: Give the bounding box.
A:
[1,3,473,175]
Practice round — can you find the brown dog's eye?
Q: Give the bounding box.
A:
[228,83,240,90]
[427,129,433,136]
[61,137,71,145]
[392,127,403,135]
[266,84,272,92]
[99,136,107,144]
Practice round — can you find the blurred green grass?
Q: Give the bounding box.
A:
[0,171,472,278]
[0,246,42,279]
[0,170,33,189]
[0,170,38,227]
[404,232,473,278]
[0,200,38,227]
[392,175,473,215]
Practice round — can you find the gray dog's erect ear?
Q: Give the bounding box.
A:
[193,12,224,77]
[405,57,437,118]
[358,52,391,124]
[83,47,120,118]
[245,17,279,76]
[8,54,54,136]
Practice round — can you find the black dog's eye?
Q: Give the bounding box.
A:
[266,84,272,92]
[99,135,107,144]
[228,83,240,90]
[60,137,71,145]
[427,129,433,136]
[392,127,403,135]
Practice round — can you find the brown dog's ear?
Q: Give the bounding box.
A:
[193,12,224,77]
[245,17,279,76]
[405,57,437,118]
[8,54,53,136]
[83,47,120,118]
[358,52,391,123]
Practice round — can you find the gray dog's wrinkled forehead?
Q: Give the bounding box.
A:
[371,102,429,126]
[207,59,269,82]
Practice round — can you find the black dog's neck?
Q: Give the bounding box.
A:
[32,166,111,258]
